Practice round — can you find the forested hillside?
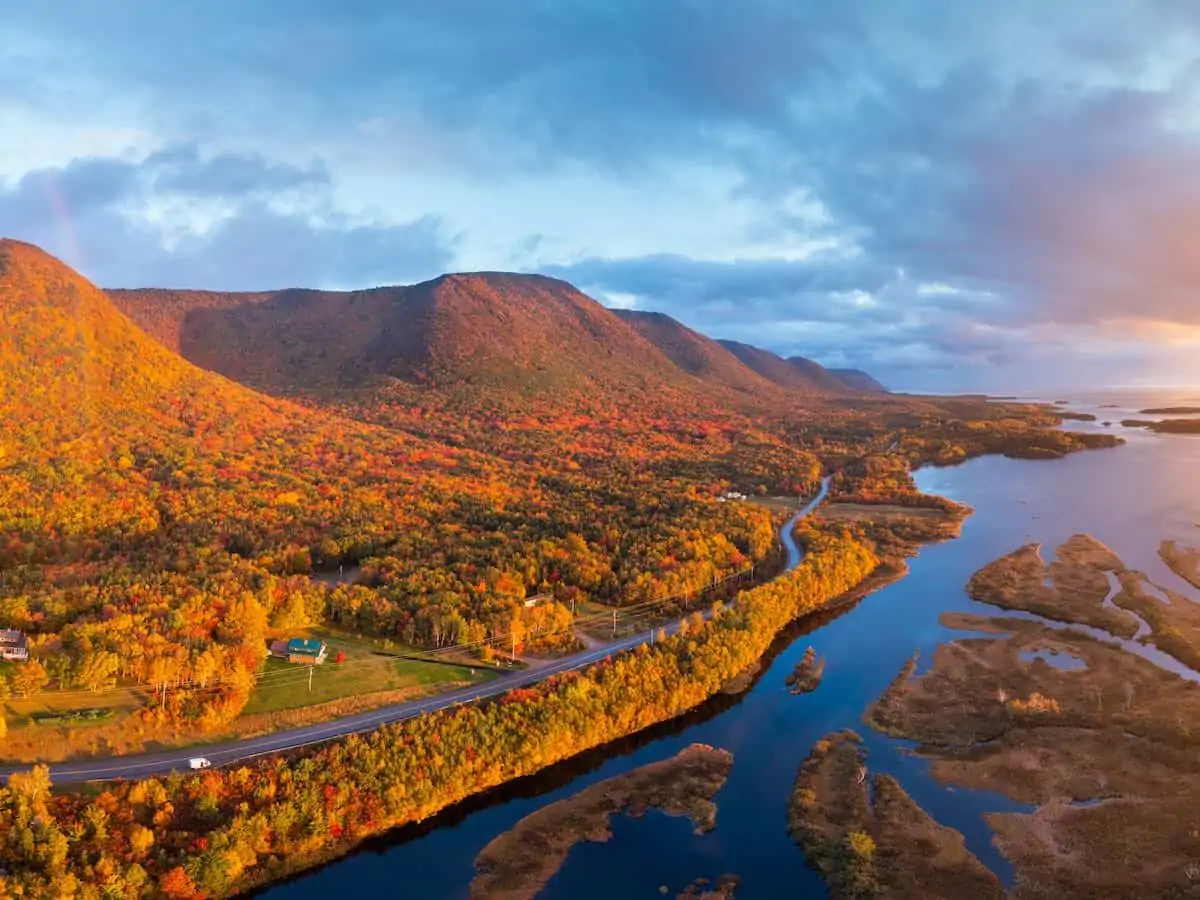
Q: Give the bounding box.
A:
[828,368,887,392]
[0,241,780,740]
[0,238,1118,754]
[611,309,783,395]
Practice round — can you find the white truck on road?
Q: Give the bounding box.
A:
[188,757,212,770]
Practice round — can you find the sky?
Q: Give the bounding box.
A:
[4,1,1200,391]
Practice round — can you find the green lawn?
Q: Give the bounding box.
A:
[0,628,496,729]
[574,598,616,619]
[3,677,144,729]
[747,495,807,513]
[241,645,492,717]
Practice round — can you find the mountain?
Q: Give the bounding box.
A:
[1,240,219,446]
[610,309,777,395]
[717,340,850,394]
[0,239,521,564]
[112,275,886,411]
[829,368,888,392]
[100,287,275,355]
[113,274,695,399]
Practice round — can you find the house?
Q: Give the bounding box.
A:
[268,639,289,660]
[0,629,29,662]
[285,638,328,666]
[523,593,553,609]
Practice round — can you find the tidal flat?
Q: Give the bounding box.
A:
[858,534,1200,899]
[788,730,1004,899]
[1161,539,1200,591]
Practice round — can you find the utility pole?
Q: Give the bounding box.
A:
[511,631,517,663]
[308,664,314,693]
[612,608,618,637]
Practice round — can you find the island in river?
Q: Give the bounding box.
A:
[1122,417,1200,434]
[788,729,1004,899]
[471,744,733,900]
[785,646,825,694]
[795,533,1200,899]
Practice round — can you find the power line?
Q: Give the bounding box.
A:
[7,487,823,707]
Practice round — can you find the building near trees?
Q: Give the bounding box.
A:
[284,638,328,665]
[0,629,28,662]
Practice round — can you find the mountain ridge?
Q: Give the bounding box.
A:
[829,368,887,392]
[110,275,885,402]
[113,272,703,399]
[611,308,781,395]
[717,339,851,395]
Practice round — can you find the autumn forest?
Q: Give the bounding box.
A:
[0,238,1119,898]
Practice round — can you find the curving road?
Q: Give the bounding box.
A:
[0,478,830,785]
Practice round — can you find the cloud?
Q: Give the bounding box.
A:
[146,143,330,198]
[545,253,1017,375]
[0,146,456,289]
[8,1,1200,388]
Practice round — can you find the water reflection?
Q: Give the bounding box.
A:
[258,394,1200,900]
[250,601,862,899]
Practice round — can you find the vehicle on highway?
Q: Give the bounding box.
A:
[188,757,212,770]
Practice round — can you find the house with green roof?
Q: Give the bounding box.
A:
[284,637,328,666]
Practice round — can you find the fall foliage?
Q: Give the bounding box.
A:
[0,527,876,898]
[0,237,1123,897]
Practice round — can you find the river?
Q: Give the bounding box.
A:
[256,390,1200,900]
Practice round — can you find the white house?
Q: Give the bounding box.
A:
[0,629,29,662]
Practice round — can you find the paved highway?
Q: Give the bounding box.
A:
[1,478,829,785]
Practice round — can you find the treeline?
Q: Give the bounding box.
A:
[0,531,877,899]
[1,245,1100,740]
[0,384,780,719]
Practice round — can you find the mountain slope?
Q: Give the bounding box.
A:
[0,239,500,556]
[611,309,778,395]
[112,278,889,406]
[103,287,275,354]
[1,240,203,444]
[784,355,859,394]
[113,274,696,398]
[717,340,848,394]
[829,368,888,392]
[0,239,792,715]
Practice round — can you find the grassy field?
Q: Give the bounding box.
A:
[241,629,493,716]
[0,626,498,764]
[4,687,143,729]
[747,495,808,513]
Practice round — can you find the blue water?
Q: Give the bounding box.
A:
[258,402,1200,900]
[1018,648,1088,671]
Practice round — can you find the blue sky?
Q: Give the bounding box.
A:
[4,1,1200,391]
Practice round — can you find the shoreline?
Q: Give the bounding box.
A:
[5,434,1113,900]
[0,488,823,774]
[853,532,1200,898]
[236,497,972,897]
[235,550,882,897]
[469,743,734,900]
[240,583,879,898]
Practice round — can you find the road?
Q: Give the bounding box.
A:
[0,478,830,785]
